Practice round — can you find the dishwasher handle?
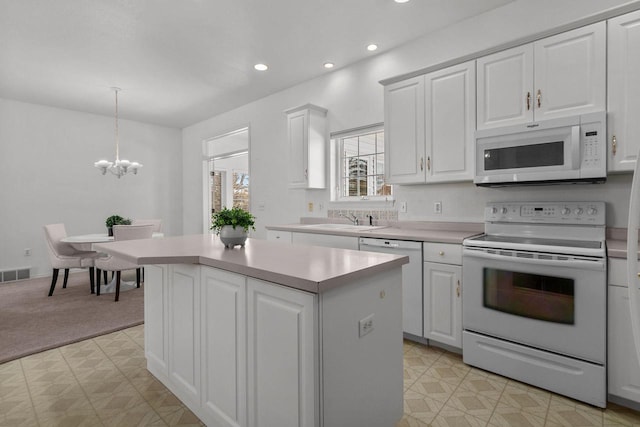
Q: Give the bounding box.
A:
[359,238,422,251]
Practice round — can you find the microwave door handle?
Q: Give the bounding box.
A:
[571,125,580,167]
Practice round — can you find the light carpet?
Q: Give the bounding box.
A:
[0,271,144,364]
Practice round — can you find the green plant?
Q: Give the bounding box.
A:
[105,214,132,228]
[210,207,256,234]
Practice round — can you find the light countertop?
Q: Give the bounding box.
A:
[266,220,483,244]
[94,234,408,294]
[606,228,639,259]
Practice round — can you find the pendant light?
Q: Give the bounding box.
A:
[94,87,142,178]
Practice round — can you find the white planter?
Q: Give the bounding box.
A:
[219,225,248,248]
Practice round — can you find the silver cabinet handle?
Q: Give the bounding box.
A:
[420,157,424,171]
[526,92,531,110]
[537,89,541,108]
[612,135,617,156]
[456,280,460,297]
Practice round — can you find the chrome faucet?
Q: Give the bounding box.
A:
[340,212,359,225]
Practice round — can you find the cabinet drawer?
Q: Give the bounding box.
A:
[266,230,292,243]
[423,242,462,265]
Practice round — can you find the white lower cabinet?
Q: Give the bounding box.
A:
[200,267,247,427]
[266,230,293,243]
[423,243,463,349]
[144,264,169,377]
[168,264,202,408]
[608,258,640,408]
[247,278,317,427]
[423,262,462,349]
[291,232,359,250]
[144,263,403,426]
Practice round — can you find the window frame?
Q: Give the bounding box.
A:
[332,124,392,202]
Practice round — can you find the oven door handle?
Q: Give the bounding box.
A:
[463,249,605,271]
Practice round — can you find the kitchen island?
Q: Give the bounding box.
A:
[95,234,408,427]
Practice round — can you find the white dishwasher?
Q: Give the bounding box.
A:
[359,237,423,337]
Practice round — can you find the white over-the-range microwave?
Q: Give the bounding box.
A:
[474,111,606,187]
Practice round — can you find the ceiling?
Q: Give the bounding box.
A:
[0,0,513,128]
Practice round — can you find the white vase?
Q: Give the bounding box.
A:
[219,225,248,248]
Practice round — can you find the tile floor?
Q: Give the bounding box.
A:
[2,327,640,427]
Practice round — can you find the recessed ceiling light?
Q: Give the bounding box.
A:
[324,62,335,69]
[394,0,410,3]
[367,44,378,51]
[254,63,268,71]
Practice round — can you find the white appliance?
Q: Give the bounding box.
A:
[627,150,640,376]
[462,202,607,407]
[359,237,423,337]
[475,112,606,187]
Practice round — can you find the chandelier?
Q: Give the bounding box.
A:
[94,87,142,178]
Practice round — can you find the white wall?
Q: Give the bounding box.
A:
[0,98,182,278]
[182,0,640,237]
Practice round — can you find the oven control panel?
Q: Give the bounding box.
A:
[485,201,605,225]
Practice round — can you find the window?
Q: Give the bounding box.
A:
[336,126,391,200]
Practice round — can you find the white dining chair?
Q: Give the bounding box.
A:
[95,224,154,301]
[131,218,162,232]
[44,224,102,296]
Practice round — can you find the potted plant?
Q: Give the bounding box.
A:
[105,214,132,236]
[210,206,256,248]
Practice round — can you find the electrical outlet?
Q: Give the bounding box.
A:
[24,248,31,256]
[434,201,442,214]
[257,201,266,211]
[359,313,374,338]
[400,201,407,213]
[319,202,324,211]
[308,202,314,212]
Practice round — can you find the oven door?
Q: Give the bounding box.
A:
[462,246,605,363]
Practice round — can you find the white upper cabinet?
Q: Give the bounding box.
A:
[608,10,640,172]
[425,61,476,183]
[384,61,475,184]
[477,45,534,129]
[285,104,327,189]
[477,22,606,130]
[384,76,426,184]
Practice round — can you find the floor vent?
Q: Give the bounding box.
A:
[0,268,31,282]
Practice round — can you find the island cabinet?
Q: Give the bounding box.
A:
[607,9,640,172]
[285,104,328,190]
[384,60,475,185]
[476,21,605,130]
[608,258,640,409]
[144,263,403,427]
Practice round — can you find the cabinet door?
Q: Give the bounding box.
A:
[287,109,309,189]
[608,284,640,404]
[384,76,426,184]
[286,105,327,189]
[200,267,247,427]
[292,232,359,250]
[425,60,476,182]
[423,262,462,349]
[144,264,169,378]
[477,44,533,129]
[247,279,317,427]
[168,264,201,407]
[534,22,606,121]
[266,230,292,243]
[608,10,640,172]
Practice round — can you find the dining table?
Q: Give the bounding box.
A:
[61,232,164,294]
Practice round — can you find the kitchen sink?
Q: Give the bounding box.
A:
[300,223,387,231]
